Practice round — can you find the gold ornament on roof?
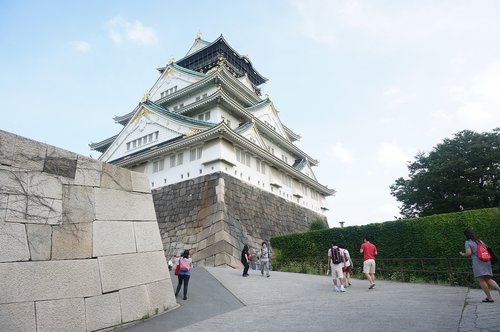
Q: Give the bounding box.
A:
[265,93,272,101]
[185,128,201,137]
[168,57,174,65]
[196,31,202,39]
[141,91,150,103]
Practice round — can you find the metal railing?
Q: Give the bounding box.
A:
[273,257,500,287]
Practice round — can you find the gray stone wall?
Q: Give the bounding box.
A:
[0,130,176,332]
[153,172,326,268]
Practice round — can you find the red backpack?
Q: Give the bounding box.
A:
[477,241,491,262]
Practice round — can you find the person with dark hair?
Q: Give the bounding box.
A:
[460,228,500,302]
[339,244,353,287]
[175,250,192,300]
[241,245,250,277]
[328,241,346,292]
[360,236,377,289]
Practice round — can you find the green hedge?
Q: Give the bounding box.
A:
[271,208,500,281]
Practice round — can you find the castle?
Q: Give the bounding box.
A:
[91,34,335,267]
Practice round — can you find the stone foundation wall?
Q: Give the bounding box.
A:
[0,130,176,332]
[153,172,326,268]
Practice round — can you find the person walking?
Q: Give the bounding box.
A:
[259,242,271,277]
[168,257,174,271]
[328,241,346,292]
[460,228,500,302]
[175,250,192,300]
[360,236,377,289]
[241,245,250,277]
[339,244,353,287]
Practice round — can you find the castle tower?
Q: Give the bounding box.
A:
[90,34,335,267]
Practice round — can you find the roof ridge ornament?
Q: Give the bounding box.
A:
[168,57,175,65]
[141,91,150,103]
[265,93,272,101]
[196,31,202,39]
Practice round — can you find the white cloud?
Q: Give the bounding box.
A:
[382,85,416,107]
[328,142,355,164]
[377,143,409,166]
[447,61,500,131]
[107,16,158,46]
[71,41,91,53]
[293,0,500,49]
[375,203,401,219]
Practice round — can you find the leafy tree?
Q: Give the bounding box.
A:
[390,129,500,218]
[309,218,329,231]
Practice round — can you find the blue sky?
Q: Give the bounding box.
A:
[2,1,500,227]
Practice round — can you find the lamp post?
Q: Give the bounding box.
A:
[339,221,345,228]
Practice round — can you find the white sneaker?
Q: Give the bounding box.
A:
[334,286,340,292]
[340,286,346,292]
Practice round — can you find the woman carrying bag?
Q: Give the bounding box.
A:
[460,228,500,303]
[175,250,192,300]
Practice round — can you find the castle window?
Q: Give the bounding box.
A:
[204,112,210,121]
[202,93,207,98]
[170,155,176,168]
[196,96,201,101]
[152,159,164,173]
[177,152,184,166]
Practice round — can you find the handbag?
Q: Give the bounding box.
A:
[487,246,499,264]
[174,263,180,275]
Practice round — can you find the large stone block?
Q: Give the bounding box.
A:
[0,193,6,221]
[74,156,102,187]
[98,251,169,293]
[0,260,101,302]
[0,221,30,262]
[134,222,163,252]
[146,279,177,313]
[0,168,28,195]
[43,146,78,180]
[85,292,122,331]
[52,223,92,260]
[101,163,133,191]
[131,171,151,193]
[28,172,63,199]
[0,302,36,332]
[93,221,136,257]
[62,185,95,223]
[0,130,46,171]
[95,188,157,221]
[4,194,27,223]
[119,285,150,323]
[26,195,62,224]
[26,224,52,261]
[36,298,85,332]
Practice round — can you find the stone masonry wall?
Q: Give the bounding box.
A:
[0,130,176,332]
[153,172,326,268]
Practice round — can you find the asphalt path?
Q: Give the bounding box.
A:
[123,266,500,331]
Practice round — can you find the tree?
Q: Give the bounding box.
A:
[390,129,500,218]
[309,218,329,231]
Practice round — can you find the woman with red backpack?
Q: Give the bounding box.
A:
[175,250,192,300]
[460,228,500,303]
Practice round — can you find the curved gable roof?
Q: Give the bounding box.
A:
[176,34,268,86]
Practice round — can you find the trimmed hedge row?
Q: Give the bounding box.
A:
[271,208,500,263]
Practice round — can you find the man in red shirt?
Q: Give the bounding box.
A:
[360,236,378,289]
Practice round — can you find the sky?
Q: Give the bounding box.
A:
[1,0,500,227]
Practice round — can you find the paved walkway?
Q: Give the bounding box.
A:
[123,267,500,331]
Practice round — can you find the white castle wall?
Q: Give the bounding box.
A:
[0,130,177,332]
